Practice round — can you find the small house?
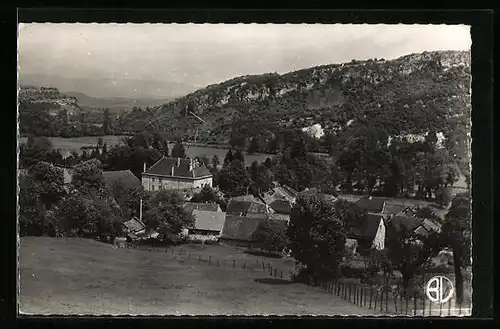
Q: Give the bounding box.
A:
[103,170,142,190]
[219,216,286,248]
[183,202,222,214]
[189,210,226,238]
[345,213,386,254]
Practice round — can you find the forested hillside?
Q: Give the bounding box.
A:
[121,50,471,165]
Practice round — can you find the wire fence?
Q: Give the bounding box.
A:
[131,245,471,316]
[312,278,472,316]
[135,245,295,279]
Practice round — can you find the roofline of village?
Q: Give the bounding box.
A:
[141,172,213,180]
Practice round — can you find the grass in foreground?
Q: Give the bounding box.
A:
[19,237,378,316]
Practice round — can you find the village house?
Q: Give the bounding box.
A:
[345,213,386,255]
[103,169,142,190]
[183,202,222,213]
[187,210,226,242]
[219,215,287,248]
[141,157,213,192]
[226,195,270,218]
[388,215,442,236]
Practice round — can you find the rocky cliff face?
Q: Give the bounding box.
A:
[122,50,471,152]
[18,86,82,116]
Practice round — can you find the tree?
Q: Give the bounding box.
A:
[218,160,252,197]
[252,220,288,254]
[333,199,366,230]
[25,162,66,209]
[18,166,64,237]
[190,185,227,210]
[211,154,220,168]
[143,190,195,242]
[71,159,107,195]
[385,223,443,291]
[171,140,187,158]
[288,193,346,279]
[247,135,260,154]
[440,192,471,304]
[223,149,234,167]
[250,162,274,194]
[103,109,111,135]
[435,186,452,208]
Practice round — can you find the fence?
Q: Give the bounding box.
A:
[129,246,471,316]
[134,245,295,280]
[312,278,472,316]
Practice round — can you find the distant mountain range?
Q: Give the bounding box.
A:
[62,91,174,114]
[18,73,198,100]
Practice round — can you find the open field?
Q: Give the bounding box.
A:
[19,237,378,315]
[19,136,275,166]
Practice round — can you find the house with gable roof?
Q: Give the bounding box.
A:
[141,157,213,192]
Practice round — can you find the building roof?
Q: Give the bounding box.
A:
[336,194,364,203]
[263,185,297,204]
[382,203,407,216]
[356,196,386,213]
[191,210,226,232]
[226,196,268,216]
[269,199,292,214]
[183,202,221,214]
[103,170,142,190]
[267,213,290,221]
[123,217,146,233]
[346,213,384,240]
[389,215,425,232]
[220,216,286,241]
[144,157,212,179]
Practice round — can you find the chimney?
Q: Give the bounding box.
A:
[143,162,147,173]
[139,199,143,222]
[177,157,181,167]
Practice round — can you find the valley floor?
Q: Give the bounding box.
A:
[19,237,378,316]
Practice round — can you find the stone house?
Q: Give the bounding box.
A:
[141,157,213,192]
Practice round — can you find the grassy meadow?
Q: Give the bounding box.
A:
[19,237,377,315]
[18,135,275,166]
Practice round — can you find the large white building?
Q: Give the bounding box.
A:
[141,157,213,192]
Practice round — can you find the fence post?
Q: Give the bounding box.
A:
[405,295,409,315]
[448,298,451,316]
[281,271,283,279]
[385,290,389,313]
[233,259,235,268]
[400,294,403,315]
[379,290,383,312]
[374,290,378,310]
[209,256,212,265]
[349,284,352,303]
[394,293,398,314]
[429,298,432,316]
[413,291,417,316]
[262,262,265,271]
[422,297,425,316]
[369,288,373,309]
[361,286,364,307]
[274,268,277,278]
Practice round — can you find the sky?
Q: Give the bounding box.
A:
[18,23,471,88]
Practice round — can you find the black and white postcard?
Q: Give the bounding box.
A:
[17,22,473,316]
